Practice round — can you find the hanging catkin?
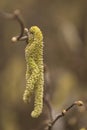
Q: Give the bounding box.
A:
[23,26,44,118]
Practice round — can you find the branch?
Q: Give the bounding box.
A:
[48,100,84,130]
[13,10,25,40]
[1,9,28,42]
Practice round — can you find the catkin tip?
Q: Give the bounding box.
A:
[31,110,41,118]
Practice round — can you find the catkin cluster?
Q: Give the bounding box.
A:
[23,26,44,118]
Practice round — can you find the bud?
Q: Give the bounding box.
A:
[74,101,84,106]
[11,37,17,42]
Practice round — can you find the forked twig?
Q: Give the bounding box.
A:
[48,101,84,130]
[12,10,25,40]
[1,9,28,42]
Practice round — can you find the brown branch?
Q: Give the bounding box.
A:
[0,9,28,42]
[48,100,84,130]
[13,10,25,40]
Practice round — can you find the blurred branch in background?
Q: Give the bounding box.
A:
[0,9,25,41]
[48,101,84,130]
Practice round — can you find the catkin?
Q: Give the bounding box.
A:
[23,26,44,118]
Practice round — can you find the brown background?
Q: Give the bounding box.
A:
[0,0,87,130]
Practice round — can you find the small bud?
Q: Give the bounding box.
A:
[24,28,29,35]
[62,109,66,115]
[14,9,20,16]
[11,37,17,42]
[74,101,84,106]
[24,28,28,32]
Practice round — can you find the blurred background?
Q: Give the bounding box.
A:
[0,0,87,130]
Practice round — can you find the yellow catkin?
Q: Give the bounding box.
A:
[23,26,44,118]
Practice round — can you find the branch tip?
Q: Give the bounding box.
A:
[48,100,84,130]
[14,9,20,16]
[11,37,17,42]
[74,100,84,106]
[24,28,29,33]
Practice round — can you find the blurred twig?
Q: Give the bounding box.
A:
[0,9,27,41]
[47,101,84,130]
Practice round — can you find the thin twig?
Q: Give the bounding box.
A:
[1,9,27,41]
[48,100,84,130]
[13,10,25,40]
